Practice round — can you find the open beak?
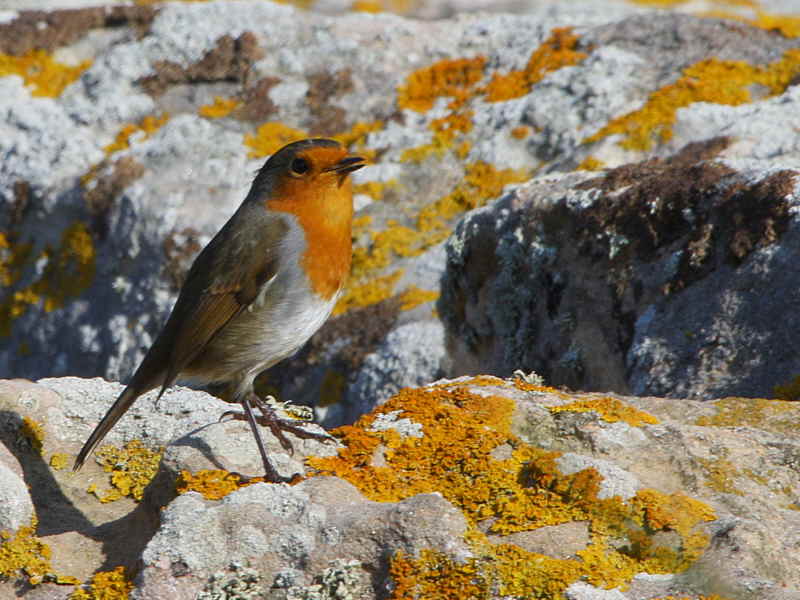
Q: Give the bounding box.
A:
[326,155,366,175]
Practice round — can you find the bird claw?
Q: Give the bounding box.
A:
[221,396,334,456]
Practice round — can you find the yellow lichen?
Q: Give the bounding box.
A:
[88,440,163,503]
[20,417,45,455]
[351,0,382,11]
[398,286,439,310]
[69,567,132,600]
[0,50,91,97]
[310,382,716,596]
[334,269,404,315]
[752,11,800,38]
[696,456,743,495]
[695,397,796,433]
[417,161,528,233]
[103,114,170,156]
[319,369,347,407]
[353,180,397,203]
[198,96,240,119]
[773,374,800,401]
[549,397,660,427]
[1,222,96,336]
[338,163,527,315]
[0,518,51,585]
[484,28,588,102]
[49,453,70,471]
[244,122,308,158]
[332,120,384,150]
[576,155,605,171]
[585,49,800,150]
[176,469,259,500]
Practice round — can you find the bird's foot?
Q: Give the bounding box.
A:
[219,394,335,456]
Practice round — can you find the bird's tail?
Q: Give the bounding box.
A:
[73,385,143,471]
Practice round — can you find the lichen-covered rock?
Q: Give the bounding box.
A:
[1,374,799,598]
[4,0,800,419]
[439,145,800,398]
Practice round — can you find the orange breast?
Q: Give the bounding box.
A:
[268,176,353,299]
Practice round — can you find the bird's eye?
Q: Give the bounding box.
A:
[291,158,310,175]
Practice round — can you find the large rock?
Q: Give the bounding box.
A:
[0,375,798,599]
[439,143,800,398]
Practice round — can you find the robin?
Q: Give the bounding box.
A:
[73,138,365,482]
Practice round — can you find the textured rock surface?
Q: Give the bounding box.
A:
[3,0,800,419]
[439,149,800,398]
[2,1,800,597]
[0,375,798,598]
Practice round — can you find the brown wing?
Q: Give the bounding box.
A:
[130,205,286,397]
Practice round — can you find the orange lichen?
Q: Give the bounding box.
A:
[585,49,800,150]
[397,56,487,113]
[511,125,531,139]
[311,382,715,595]
[20,417,45,455]
[0,518,51,586]
[398,286,439,310]
[198,96,240,118]
[244,122,308,158]
[389,549,486,599]
[351,0,415,12]
[103,114,170,155]
[69,567,132,600]
[176,469,260,500]
[484,28,588,102]
[0,50,91,97]
[87,440,163,503]
[549,397,660,427]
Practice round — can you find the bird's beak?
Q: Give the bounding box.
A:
[326,155,366,175]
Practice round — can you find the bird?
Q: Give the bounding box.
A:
[73,138,365,482]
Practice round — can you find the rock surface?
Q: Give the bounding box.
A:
[2,0,800,418]
[2,0,800,597]
[0,375,798,599]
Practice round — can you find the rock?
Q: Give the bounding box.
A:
[0,449,34,533]
[439,149,800,398]
[0,374,799,598]
[135,478,470,599]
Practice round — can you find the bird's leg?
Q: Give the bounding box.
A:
[237,393,293,484]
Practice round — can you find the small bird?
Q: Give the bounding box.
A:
[74,138,365,482]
